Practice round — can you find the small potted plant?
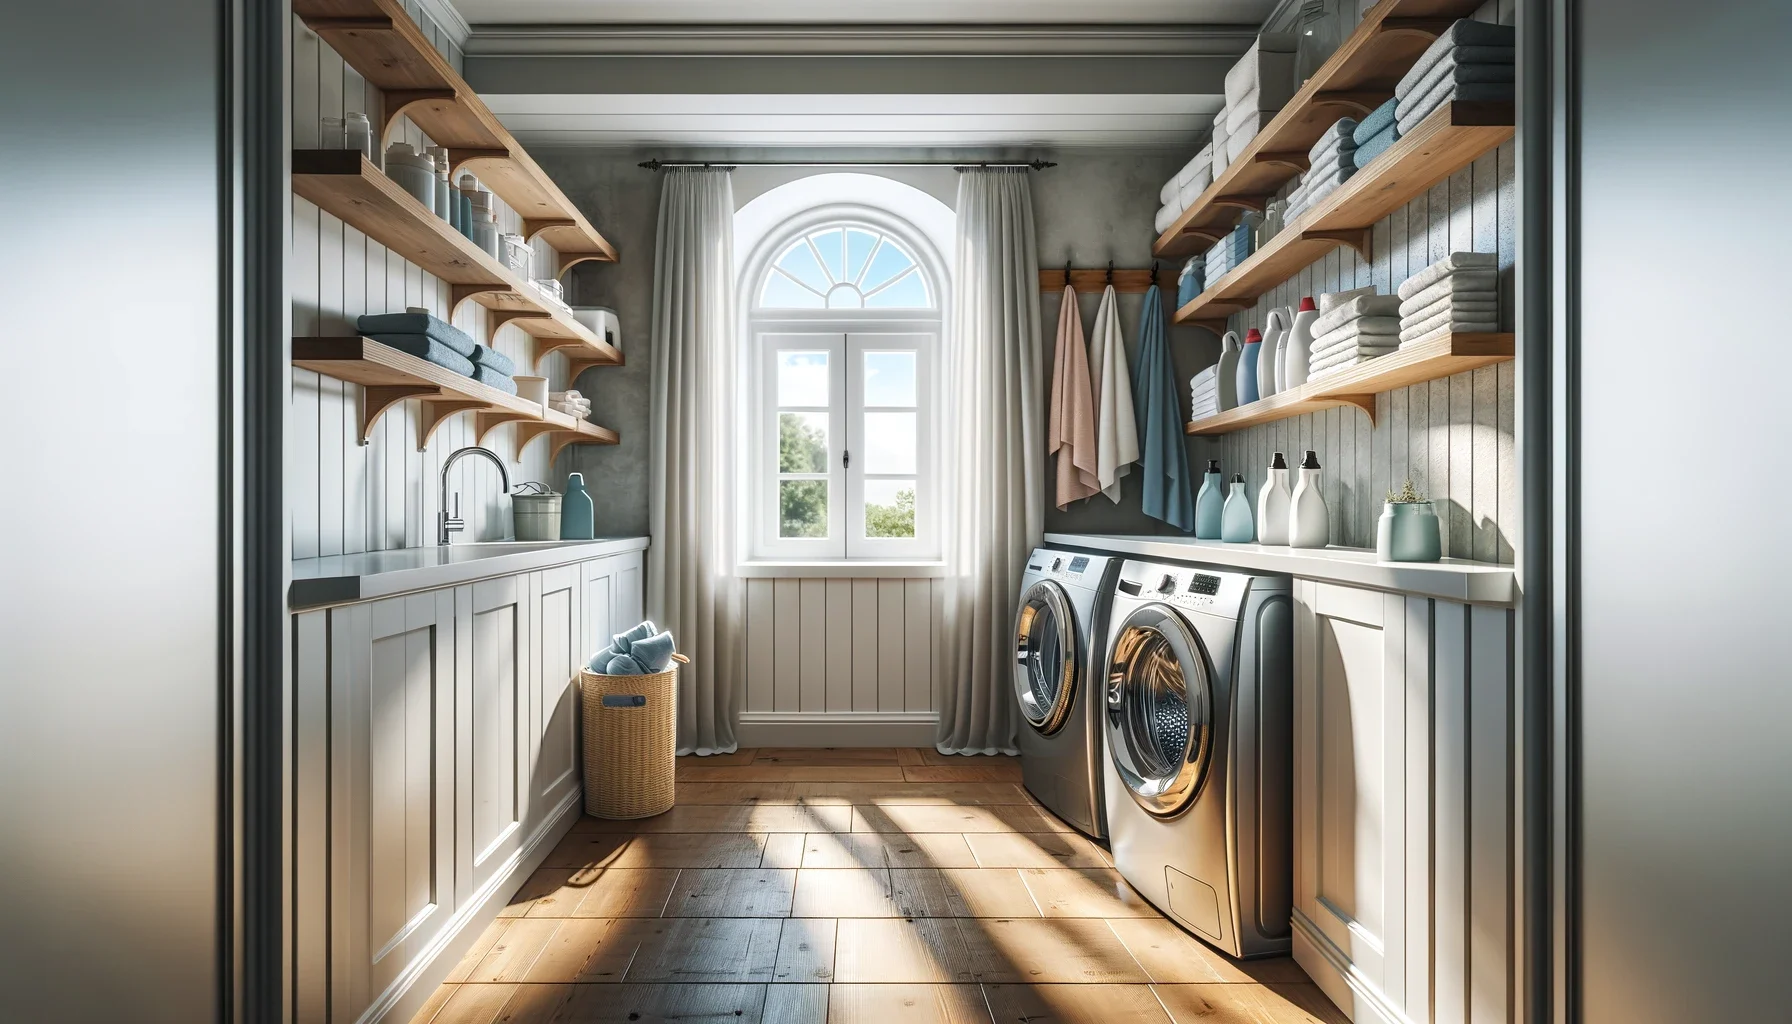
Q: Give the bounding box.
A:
[1377,479,1442,562]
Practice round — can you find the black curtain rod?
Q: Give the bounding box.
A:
[638,158,1056,171]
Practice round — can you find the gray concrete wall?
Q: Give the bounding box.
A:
[539,145,1210,540]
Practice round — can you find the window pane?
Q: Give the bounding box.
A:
[864,269,930,308]
[863,479,916,539]
[845,229,879,282]
[863,351,916,406]
[775,239,829,291]
[825,284,864,309]
[780,480,829,538]
[861,239,916,292]
[779,412,829,473]
[863,412,916,474]
[777,351,829,407]
[762,271,824,309]
[812,229,844,282]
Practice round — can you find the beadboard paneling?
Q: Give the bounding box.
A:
[741,577,940,715]
[289,7,575,562]
[1207,0,1516,564]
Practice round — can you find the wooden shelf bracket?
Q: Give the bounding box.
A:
[360,385,439,445]
[416,399,486,452]
[1301,228,1373,259]
[1310,90,1386,117]
[1256,150,1312,172]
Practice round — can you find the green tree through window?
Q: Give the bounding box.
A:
[864,486,915,538]
[779,413,829,537]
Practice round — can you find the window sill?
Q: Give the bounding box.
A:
[735,560,947,579]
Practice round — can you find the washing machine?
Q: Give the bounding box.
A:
[1012,547,1121,838]
[1100,558,1294,959]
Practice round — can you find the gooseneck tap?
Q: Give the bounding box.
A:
[438,446,511,546]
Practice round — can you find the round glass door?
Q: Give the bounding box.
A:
[1104,604,1214,817]
[1013,580,1078,735]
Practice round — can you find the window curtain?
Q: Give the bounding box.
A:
[935,169,1044,755]
[646,168,743,755]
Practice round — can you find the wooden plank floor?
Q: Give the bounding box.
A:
[410,750,1346,1024]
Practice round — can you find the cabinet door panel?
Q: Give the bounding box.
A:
[534,565,582,827]
[457,576,530,904]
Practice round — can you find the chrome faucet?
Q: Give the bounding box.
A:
[438,446,511,546]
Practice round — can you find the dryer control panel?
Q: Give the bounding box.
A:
[1027,551,1102,584]
[1115,565,1230,612]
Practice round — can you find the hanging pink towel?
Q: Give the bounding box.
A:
[1048,284,1101,509]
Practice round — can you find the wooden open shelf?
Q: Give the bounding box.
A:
[294,0,616,271]
[294,150,622,377]
[1153,0,1493,259]
[1185,331,1513,435]
[295,336,620,460]
[1172,102,1513,329]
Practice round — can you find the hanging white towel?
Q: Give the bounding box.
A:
[1088,284,1139,504]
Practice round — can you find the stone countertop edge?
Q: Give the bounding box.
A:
[1043,532,1517,606]
[289,537,651,611]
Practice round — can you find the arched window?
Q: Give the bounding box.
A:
[737,189,949,564]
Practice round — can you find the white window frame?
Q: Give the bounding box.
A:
[742,212,945,565]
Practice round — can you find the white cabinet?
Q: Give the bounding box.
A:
[291,547,646,1024]
[1291,581,1515,1024]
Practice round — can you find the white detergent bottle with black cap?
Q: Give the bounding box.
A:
[1289,449,1330,548]
[1257,452,1293,544]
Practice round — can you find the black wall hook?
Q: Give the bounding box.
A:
[1106,260,1114,285]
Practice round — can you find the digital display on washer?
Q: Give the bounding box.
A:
[1186,574,1221,596]
[1066,556,1089,574]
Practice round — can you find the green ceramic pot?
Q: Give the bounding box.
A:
[1376,501,1442,562]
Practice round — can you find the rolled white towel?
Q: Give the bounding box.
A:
[1311,293,1401,338]
[1398,252,1499,300]
[1397,272,1500,316]
[1155,203,1181,234]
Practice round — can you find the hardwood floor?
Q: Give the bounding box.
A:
[410,749,1345,1024]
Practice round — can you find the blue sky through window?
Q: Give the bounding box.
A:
[762,226,931,309]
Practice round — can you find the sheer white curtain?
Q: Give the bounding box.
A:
[646,168,743,754]
[935,169,1044,755]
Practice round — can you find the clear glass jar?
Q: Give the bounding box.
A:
[344,112,373,162]
[320,115,344,150]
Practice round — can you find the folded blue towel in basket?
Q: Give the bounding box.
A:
[589,620,677,674]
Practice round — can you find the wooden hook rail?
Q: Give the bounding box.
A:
[1039,265,1168,294]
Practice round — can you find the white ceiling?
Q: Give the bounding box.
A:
[447,0,1278,26]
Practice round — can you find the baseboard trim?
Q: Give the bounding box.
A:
[365,792,582,1024]
[1290,910,1410,1024]
[735,711,938,748]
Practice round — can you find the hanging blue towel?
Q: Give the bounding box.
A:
[1130,285,1196,531]
[470,344,515,376]
[367,335,475,377]
[356,312,477,358]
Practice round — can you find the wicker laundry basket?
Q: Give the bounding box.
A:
[580,652,685,819]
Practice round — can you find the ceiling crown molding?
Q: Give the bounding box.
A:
[415,0,473,49]
[462,23,1259,58]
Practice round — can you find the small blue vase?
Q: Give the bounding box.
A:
[1194,461,1224,539]
[560,472,595,540]
[1376,501,1442,562]
[1236,329,1262,405]
[1221,475,1255,542]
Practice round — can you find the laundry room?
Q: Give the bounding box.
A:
[9,0,1788,1023]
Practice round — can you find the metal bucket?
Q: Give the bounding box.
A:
[512,491,563,541]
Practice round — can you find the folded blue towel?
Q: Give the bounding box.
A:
[368,335,475,377]
[629,632,676,673]
[604,654,645,676]
[356,312,477,358]
[469,364,517,394]
[611,620,658,652]
[1353,98,1398,145]
[470,344,515,376]
[1130,285,1195,531]
[1352,125,1400,169]
[1396,21,1515,97]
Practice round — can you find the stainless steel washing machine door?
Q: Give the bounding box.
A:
[1105,603,1215,818]
[1013,580,1078,735]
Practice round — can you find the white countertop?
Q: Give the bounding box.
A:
[1044,533,1516,606]
[290,536,650,610]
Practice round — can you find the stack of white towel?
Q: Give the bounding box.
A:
[1190,365,1223,420]
[1284,118,1359,221]
[1394,20,1516,134]
[1306,287,1402,380]
[1222,32,1298,164]
[1155,146,1215,233]
[1397,253,1500,344]
[549,389,591,419]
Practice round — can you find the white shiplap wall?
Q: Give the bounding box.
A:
[741,578,941,715]
[1211,0,1516,564]
[290,5,573,561]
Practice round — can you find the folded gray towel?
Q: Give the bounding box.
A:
[1398,271,1500,315]
[1397,80,1515,133]
[1399,252,1500,300]
[1308,351,1393,379]
[356,311,477,358]
[1397,21,1516,97]
[1401,295,1500,326]
[1399,308,1501,343]
[1401,57,1517,107]
[1310,318,1402,358]
[368,334,476,377]
[1353,98,1398,145]
[469,364,517,394]
[1312,293,1402,337]
[470,344,515,376]
[1319,286,1378,314]
[1309,118,1360,161]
